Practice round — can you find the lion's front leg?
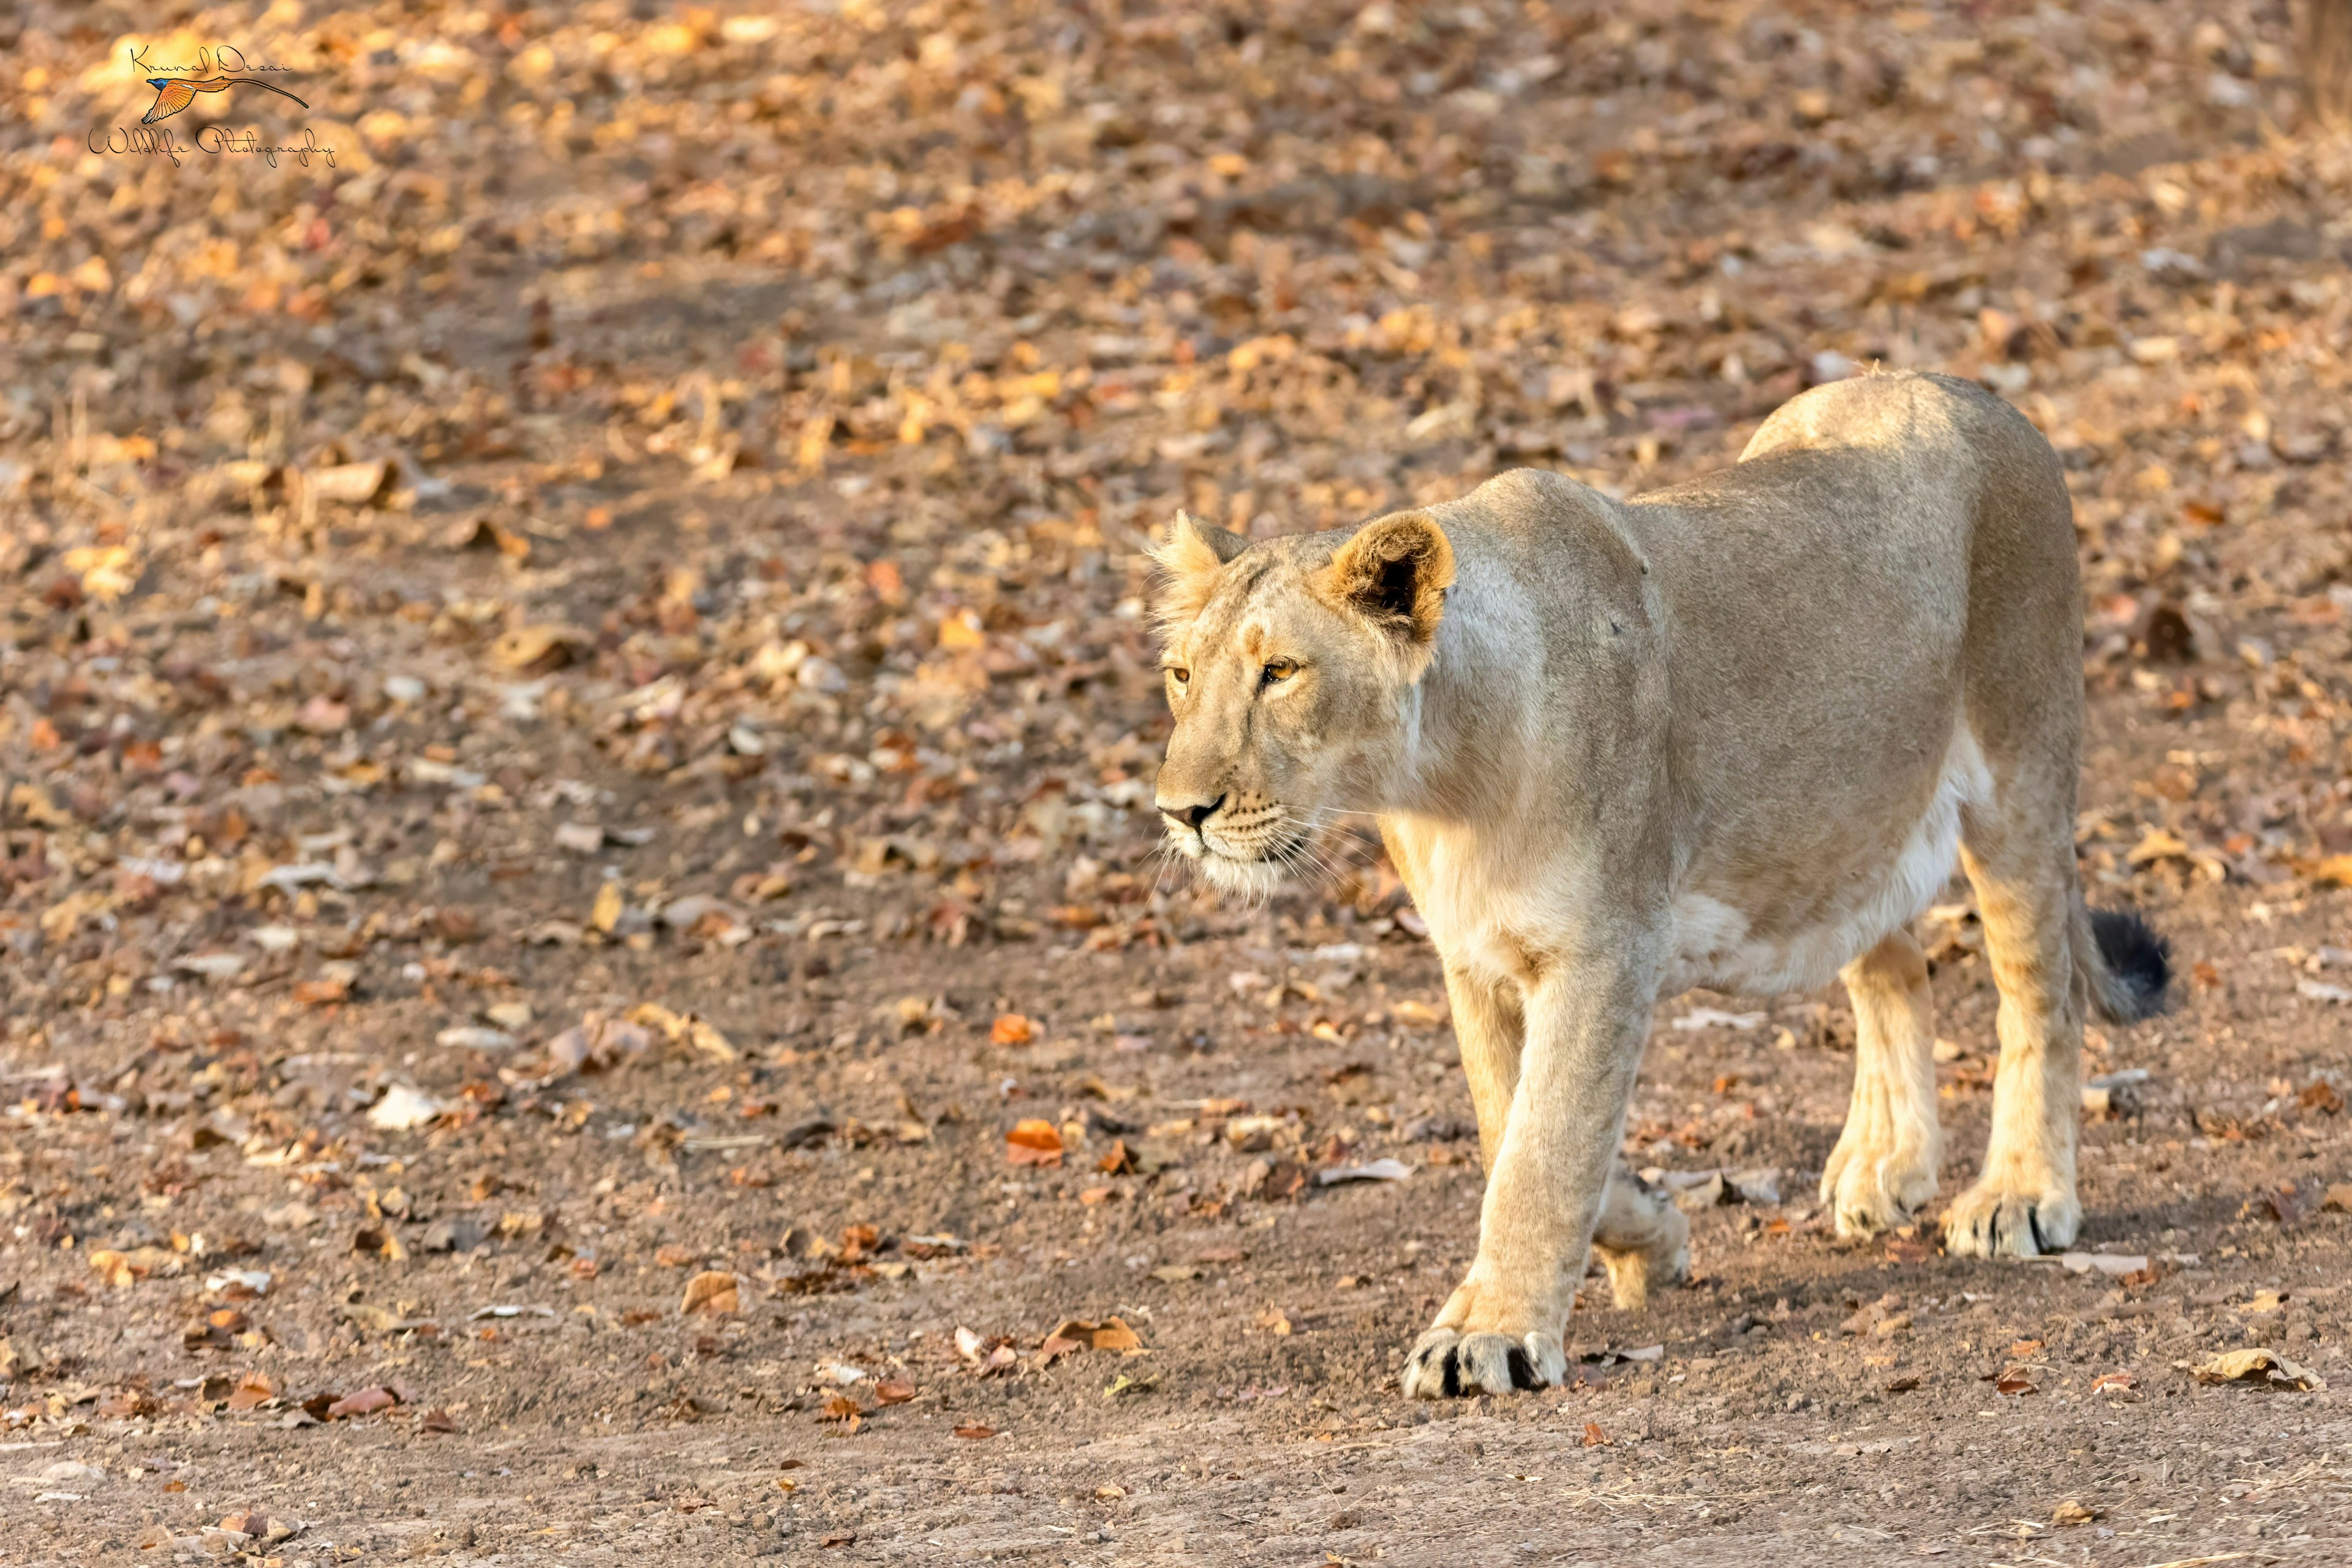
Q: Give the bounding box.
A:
[1401,961,1653,1399]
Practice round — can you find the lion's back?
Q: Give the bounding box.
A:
[1739,369,2052,475]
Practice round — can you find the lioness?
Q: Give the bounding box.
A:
[1150,371,2169,1398]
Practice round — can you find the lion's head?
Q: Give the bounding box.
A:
[1150,508,1455,895]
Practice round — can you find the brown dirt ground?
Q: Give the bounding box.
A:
[6,0,2352,1563]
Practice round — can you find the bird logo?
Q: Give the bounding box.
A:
[140,76,309,126]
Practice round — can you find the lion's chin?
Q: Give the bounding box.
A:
[1171,835,1298,901]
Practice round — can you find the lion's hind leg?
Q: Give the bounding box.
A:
[1591,1163,1690,1310]
[1820,928,1945,1237]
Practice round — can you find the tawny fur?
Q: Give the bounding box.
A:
[1152,371,2167,1400]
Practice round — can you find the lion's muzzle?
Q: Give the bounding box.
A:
[1157,792,1224,839]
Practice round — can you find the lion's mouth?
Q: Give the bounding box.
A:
[1184,827,1298,860]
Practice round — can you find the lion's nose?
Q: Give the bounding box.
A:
[1159,794,1225,834]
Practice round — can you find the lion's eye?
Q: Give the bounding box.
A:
[1166,666,1190,687]
[1261,660,1297,685]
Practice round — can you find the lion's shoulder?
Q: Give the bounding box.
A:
[1446,466,1611,531]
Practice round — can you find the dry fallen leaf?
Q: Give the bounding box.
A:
[990,1013,1036,1046]
[628,1001,741,1063]
[1044,1316,1146,1355]
[86,1246,179,1289]
[307,459,393,506]
[1582,1422,1611,1447]
[367,1085,447,1131]
[2192,1348,2326,1390]
[326,1385,398,1419]
[1006,1118,1065,1167]
[546,1014,655,1076]
[952,1420,997,1439]
[680,1271,741,1316]
[224,1373,276,1412]
[2127,826,2191,866]
[2311,854,2352,888]
[489,623,588,673]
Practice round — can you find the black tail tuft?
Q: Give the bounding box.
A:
[2089,907,2171,1022]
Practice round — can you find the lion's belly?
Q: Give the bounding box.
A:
[1662,723,1990,997]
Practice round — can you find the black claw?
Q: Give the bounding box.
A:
[1506,1346,1539,1390]
[1441,1352,1463,1398]
[2027,1208,2047,1254]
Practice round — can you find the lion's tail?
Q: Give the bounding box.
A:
[2071,897,2171,1024]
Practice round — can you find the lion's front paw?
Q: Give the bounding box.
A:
[1941,1178,2079,1259]
[1400,1326,1566,1399]
[1819,1133,1939,1239]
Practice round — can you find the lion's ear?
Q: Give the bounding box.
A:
[1322,510,1455,651]
[1149,510,1248,625]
